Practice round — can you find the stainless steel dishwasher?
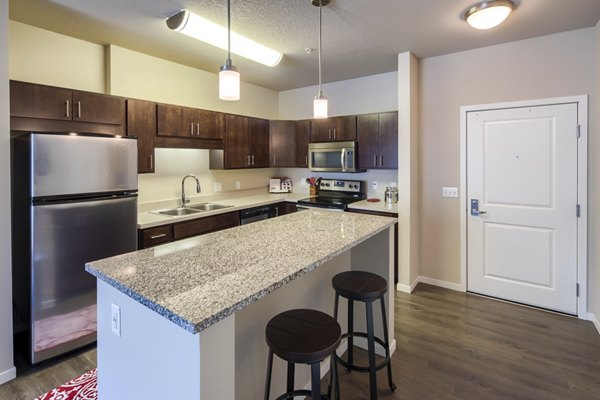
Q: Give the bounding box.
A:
[240,205,274,225]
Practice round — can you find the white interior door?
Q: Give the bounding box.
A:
[467,103,579,314]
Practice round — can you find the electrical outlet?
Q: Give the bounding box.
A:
[442,187,458,198]
[213,182,222,192]
[235,181,241,190]
[111,303,121,337]
[371,181,378,191]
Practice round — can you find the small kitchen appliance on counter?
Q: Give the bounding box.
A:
[384,186,399,204]
[269,177,293,193]
[297,179,366,211]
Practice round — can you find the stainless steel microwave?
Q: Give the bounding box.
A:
[308,141,365,173]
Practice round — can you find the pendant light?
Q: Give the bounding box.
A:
[313,0,329,119]
[463,0,515,30]
[219,0,240,101]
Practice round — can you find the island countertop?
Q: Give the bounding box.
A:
[86,210,396,334]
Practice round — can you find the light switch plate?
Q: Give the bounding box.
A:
[442,187,458,198]
[111,303,121,337]
[235,181,241,190]
[371,181,378,191]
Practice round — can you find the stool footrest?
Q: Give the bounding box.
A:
[274,389,334,400]
[336,332,391,372]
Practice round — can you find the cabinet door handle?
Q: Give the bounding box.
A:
[65,100,70,118]
[251,155,255,166]
[274,207,279,217]
[196,123,200,136]
[273,155,276,165]
[149,154,153,170]
[328,129,331,139]
[150,233,167,239]
[374,154,377,166]
[247,155,251,166]
[333,128,336,139]
[379,155,383,166]
[76,101,81,118]
[190,122,194,136]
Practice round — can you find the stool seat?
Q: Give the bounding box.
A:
[332,271,387,301]
[266,309,342,364]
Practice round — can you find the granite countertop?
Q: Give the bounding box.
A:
[348,198,399,214]
[86,210,396,334]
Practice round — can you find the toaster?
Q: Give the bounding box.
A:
[269,177,293,193]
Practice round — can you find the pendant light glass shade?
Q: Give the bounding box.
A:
[313,1,328,119]
[219,64,240,101]
[219,0,240,101]
[314,95,328,119]
[464,0,515,30]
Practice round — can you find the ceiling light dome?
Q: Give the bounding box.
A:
[464,0,515,30]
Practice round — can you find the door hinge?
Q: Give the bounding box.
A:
[576,283,580,297]
[576,204,581,217]
[576,124,581,138]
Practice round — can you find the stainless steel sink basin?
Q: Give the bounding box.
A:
[154,207,204,216]
[152,204,232,217]
[189,203,232,211]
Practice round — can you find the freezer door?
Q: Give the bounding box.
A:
[31,133,137,197]
[30,195,137,363]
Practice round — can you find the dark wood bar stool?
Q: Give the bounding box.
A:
[332,271,397,400]
[264,309,341,400]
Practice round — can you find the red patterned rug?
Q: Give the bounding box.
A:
[34,368,97,400]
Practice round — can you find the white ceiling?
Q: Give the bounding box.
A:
[9,0,600,91]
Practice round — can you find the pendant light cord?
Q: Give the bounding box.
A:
[227,0,232,63]
[317,0,323,96]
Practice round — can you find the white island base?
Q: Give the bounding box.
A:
[96,225,395,399]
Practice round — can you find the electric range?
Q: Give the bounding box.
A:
[297,179,366,211]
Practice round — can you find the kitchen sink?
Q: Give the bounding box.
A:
[152,204,232,217]
[154,207,204,216]
[189,203,233,211]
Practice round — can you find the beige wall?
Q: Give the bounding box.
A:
[591,21,600,321]
[419,28,597,302]
[9,20,105,92]
[0,0,15,385]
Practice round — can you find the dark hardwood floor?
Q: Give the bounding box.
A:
[1,284,599,399]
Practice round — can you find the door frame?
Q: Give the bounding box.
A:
[459,96,588,319]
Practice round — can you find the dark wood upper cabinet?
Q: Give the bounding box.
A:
[9,80,125,134]
[270,120,296,167]
[126,99,156,174]
[295,120,311,168]
[10,81,72,121]
[357,111,398,169]
[157,104,225,140]
[248,117,270,168]
[310,116,356,142]
[224,114,250,168]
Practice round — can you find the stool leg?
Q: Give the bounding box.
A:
[264,349,273,400]
[310,362,322,400]
[366,301,377,400]
[286,362,295,393]
[327,353,341,400]
[347,299,354,371]
[333,292,339,320]
[380,297,397,391]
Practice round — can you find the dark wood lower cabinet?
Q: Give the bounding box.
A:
[173,211,239,240]
[272,202,297,216]
[346,209,398,284]
[138,225,173,249]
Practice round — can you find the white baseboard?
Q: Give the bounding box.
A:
[0,366,16,386]
[588,312,600,335]
[416,276,464,292]
[396,278,418,293]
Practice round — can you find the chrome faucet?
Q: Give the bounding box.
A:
[181,174,201,207]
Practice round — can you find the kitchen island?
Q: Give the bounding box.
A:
[86,210,396,399]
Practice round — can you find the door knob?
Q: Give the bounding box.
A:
[470,199,487,216]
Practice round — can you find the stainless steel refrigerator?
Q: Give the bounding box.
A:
[11,132,138,364]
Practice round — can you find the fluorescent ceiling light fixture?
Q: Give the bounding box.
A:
[463,0,515,30]
[166,10,282,67]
